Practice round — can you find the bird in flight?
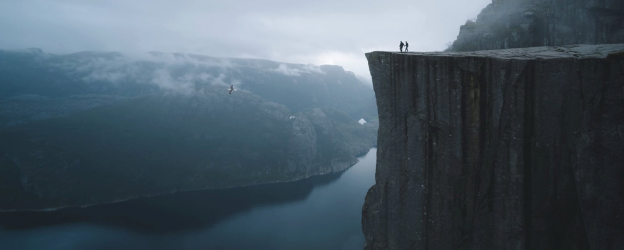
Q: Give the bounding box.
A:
[228,85,234,94]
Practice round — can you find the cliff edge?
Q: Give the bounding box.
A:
[363,44,624,249]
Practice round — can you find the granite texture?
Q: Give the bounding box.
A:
[363,44,624,249]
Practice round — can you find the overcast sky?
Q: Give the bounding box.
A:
[0,0,490,79]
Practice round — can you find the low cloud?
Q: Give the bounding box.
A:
[273,64,324,76]
[0,0,491,79]
[151,69,193,94]
[48,51,243,94]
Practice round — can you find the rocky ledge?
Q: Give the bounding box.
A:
[363,44,624,249]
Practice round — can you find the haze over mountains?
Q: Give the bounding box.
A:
[0,48,376,118]
[0,48,378,210]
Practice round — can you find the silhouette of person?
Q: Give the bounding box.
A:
[405,41,409,52]
[400,41,404,52]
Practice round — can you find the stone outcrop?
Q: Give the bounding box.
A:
[450,0,624,51]
[362,44,624,249]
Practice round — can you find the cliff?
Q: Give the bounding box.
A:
[363,44,624,249]
[450,0,624,51]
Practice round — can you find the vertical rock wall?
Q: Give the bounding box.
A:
[363,44,624,249]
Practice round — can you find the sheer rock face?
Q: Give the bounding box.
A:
[451,0,624,52]
[363,44,624,250]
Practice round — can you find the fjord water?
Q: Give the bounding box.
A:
[0,148,377,250]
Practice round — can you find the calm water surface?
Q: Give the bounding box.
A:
[0,148,377,250]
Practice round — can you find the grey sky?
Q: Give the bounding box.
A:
[0,0,489,79]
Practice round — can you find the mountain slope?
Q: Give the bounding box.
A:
[0,48,377,119]
[0,49,378,210]
[449,0,624,52]
[0,87,376,210]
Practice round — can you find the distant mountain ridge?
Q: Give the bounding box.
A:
[0,48,377,119]
[0,49,378,210]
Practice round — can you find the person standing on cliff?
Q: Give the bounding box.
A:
[405,41,409,52]
[399,41,404,52]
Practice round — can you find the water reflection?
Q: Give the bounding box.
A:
[0,148,376,250]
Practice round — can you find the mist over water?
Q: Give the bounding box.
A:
[0,149,377,250]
